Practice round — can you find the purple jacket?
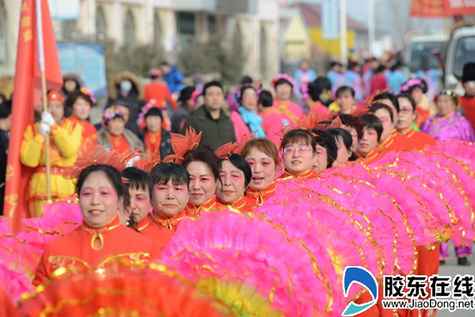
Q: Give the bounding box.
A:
[422,112,475,142]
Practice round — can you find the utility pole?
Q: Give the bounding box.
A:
[339,0,347,64]
[368,0,375,56]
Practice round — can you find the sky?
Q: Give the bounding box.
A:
[286,0,450,48]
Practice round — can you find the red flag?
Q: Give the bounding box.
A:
[411,0,475,17]
[4,0,62,230]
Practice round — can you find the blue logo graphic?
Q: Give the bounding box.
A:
[342,266,378,316]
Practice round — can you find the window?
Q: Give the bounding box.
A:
[177,12,195,36]
[0,0,6,64]
[454,36,475,79]
[260,24,267,79]
[96,6,107,41]
[123,9,137,45]
[208,15,216,34]
[154,11,161,48]
[409,41,444,72]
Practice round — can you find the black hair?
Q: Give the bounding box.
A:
[144,107,163,121]
[390,61,403,71]
[339,114,360,130]
[326,128,353,152]
[258,90,273,108]
[178,86,195,103]
[121,167,152,215]
[308,77,332,103]
[369,102,395,124]
[281,129,317,152]
[397,93,416,112]
[311,130,338,168]
[372,91,400,112]
[76,164,124,198]
[330,61,343,68]
[160,61,170,67]
[122,167,151,192]
[274,78,293,89]
[335,86,355,98]
[240,75,253,85]
[64,91,95,117]
[150,163,190,186]
[0,99,11,119]
[357,114,383,142]
[218,154,252,188]
[347,61,360,71]
[183,148,220,180]
[239,84,257,104]
[203,80,224,96]
[62,75,82,96]
[374,64,386,74]
[108,98,132,111]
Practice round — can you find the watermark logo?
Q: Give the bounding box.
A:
[342,266,379,316]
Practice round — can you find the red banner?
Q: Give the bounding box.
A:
[411,0,475,17]
[4,0,62,230]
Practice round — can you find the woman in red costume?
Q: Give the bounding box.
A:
[183,149,225,216]
[64,88,97,150]
[241,139,280,206]
[216,153,257,213]
[33,164,159,285]
[279,129,319,180]
[121,167,173,248]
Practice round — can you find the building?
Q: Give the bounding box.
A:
[280,1,368,71]
[0,0,280,84]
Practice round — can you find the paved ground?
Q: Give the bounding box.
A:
[437,243,474,317]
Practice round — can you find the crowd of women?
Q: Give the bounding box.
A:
[1,60,475,316]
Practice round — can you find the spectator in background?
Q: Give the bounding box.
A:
[309,77,333,108]
[330,86,361,115]
[363,57,379,97]
[400,77,434,127]
[227,75,254,113]
[98,105,144,155]
[344,61,363,100]
[109,71,144,135]
[138,106,171,159]
[232,84,265,140]
[61,74,83,100]
[387,61,407,94]
[64,88,98,152]
[188,80,236,151]
[369,64,388,96]
[458,63,475,131]
[143,68,177,110]
[160,62,184,96]
[293,59,317,101]
[0,99,11,214]
[257,90,273,112]
[171,86,197,133]
[306,79,332,125]
[327,61,347,96]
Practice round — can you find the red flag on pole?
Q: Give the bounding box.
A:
[4,0,62,230]
[411,0,475,17]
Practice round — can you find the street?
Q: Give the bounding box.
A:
[438,243,475,317]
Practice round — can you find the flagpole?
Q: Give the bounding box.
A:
[35,0,52,202]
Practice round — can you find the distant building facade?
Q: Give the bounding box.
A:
[1,0,280,82]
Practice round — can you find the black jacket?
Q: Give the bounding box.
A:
[188,105,236,151]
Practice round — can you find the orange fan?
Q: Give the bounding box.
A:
[19,268,230,317]
[133,128,202,169]
[71,143,136,177]
[163,128,202,164]
[214,133,252,159]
